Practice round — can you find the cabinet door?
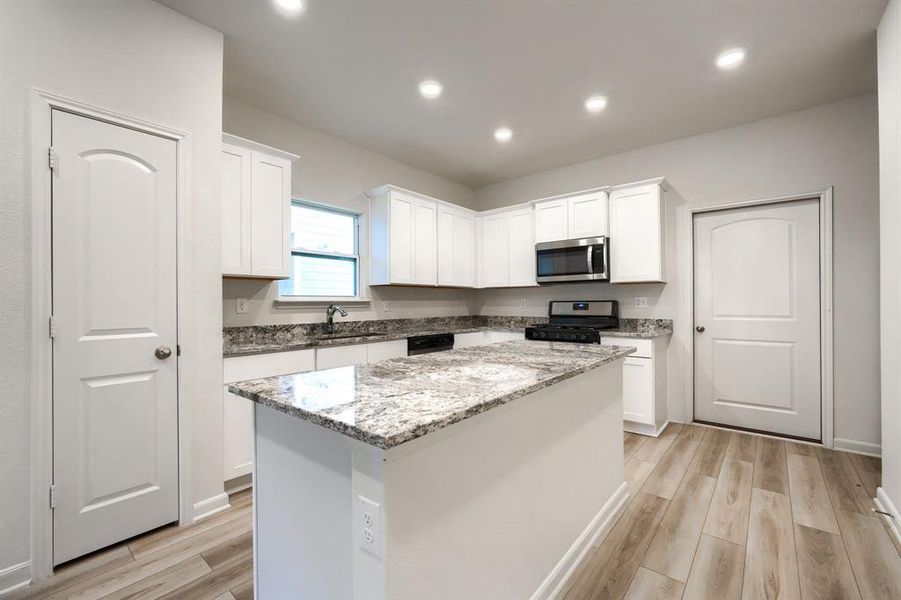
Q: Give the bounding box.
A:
[316,344,368,370]
[454,331,487,348]
[366,340,408,363]
[437,206,455,286]
[508,208,536,286]
[222,143,252,276]
[388,191,417,284]
[250,151,291,278]
[479,213,509,287]
[609,183,665,283]
[568,191,608,239]
[534,199,569,243]
[223,388,254,481]
[622,356,654,425]
[413,199,438,285]
[454,212,476,287]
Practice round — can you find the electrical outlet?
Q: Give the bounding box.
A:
[520,298,527,308]
[357,495,382,558]
[382,301,390,312]
[236,298,249,314]
[634,297,648,308]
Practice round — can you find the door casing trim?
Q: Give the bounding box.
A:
[28,88,194,580]
[681,188,834,447]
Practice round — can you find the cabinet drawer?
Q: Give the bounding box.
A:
[601,337,653,359]
[316,344,368,370]
[454,331,488,348]
[367,340,408,363]
[224,348,316,383]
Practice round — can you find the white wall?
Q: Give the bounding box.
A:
[0,0,224,588]
[221,98,479,327]
[475,94,881,452]
[878,0,901,533]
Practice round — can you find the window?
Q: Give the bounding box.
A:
[278,201,360,299]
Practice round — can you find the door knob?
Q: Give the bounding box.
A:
[155,345,173,360]
[695,326,706,333]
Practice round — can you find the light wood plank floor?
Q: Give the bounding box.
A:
[10,426,901,600]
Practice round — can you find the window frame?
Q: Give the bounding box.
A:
[275,199,369,305]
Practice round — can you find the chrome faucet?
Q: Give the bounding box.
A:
[326,303,348,334]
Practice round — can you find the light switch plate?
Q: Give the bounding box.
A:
[382,301,391,312]
[634,297,648,308]
[236,298,249,314]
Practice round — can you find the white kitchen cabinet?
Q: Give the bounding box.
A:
[437,205,476,287]
[221,134,297,279]
[370,185,439,286]
[366,339,408,363]
[316,344,369,370]
[534,189,608,243]
[608,179,666,283]
[454,331,488,348]
[223,349,316,485]
[477,206,537,288]
[601,336,668,436]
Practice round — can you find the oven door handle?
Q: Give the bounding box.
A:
[586,245,594,274]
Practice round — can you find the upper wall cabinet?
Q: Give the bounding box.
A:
[608,179,666,283]
[370,186,441,286]
[477,206,537,288]
[534,189,608,243]
[437,204,476,287]
[221,134,298,279]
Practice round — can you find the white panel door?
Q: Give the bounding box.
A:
[221,143,252,276]
[388,192,416,284]
[508,208,536,286]
[413,199,438,285]
[568,191,608,239]
[534,199,569,243]
[479,214,509,287]
[694,199,821,440]
[51,110,179,564]
[250,151,291,278]
[454,212,476,287]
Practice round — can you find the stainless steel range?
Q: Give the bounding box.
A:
[525,300,619,343]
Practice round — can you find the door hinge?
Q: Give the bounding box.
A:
[49,485,56,509]
[48,315,56,339]
[48,147,58,172]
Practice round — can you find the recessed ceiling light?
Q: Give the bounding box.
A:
[273,0,306,15]
[716,48,746,70]
[584,95,608,113]
[494,127,513,143]
[418,80,443,99]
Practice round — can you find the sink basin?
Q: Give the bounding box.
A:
[322,332,388,340]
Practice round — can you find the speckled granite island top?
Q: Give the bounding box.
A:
[228,340,636,449]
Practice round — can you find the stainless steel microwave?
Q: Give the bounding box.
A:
[535,237,609,283]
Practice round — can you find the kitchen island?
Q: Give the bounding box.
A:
[229,340,635,600]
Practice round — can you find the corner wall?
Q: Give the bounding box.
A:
[878,0,901,540]
[0,0,224,589]
[474,94,881,452]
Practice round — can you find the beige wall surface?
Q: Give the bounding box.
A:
[0,0,224,587]
[221,97,479,327]
[878,0,901,523]
[474,94,881,452]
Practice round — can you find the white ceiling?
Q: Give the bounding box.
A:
[161,0,886,188]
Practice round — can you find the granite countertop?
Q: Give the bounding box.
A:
[223,316,672,357]
[228,340,636,449]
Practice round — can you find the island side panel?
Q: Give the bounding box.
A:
[381,359,627,600]
[254,403,356,599]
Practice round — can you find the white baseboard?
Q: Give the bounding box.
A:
[0,561,31,597]
[875,487,901,549]
[531,482,629,600]
[833,437,882,457]
[193,492,231,522]
[625,420,670,438]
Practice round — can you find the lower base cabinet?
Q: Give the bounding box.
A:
[601,337,669,437]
